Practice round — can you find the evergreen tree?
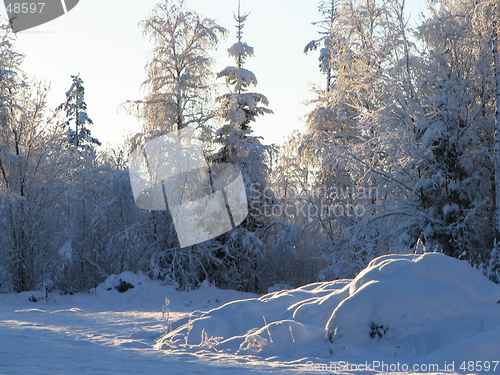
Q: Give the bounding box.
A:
[472,0,500,256]
[214,4,273,231]
[216,10,272,134]
[304,0,339,91]
[408,0,495,260]
[57,74,100,151]
[209,3,274,292]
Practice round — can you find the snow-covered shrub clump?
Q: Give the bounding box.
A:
[155,253,500,366]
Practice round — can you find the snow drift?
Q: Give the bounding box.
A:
[155,252,500,368]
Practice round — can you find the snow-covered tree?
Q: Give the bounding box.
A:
[55,74,102,291]
[304,0,339,91]
[299,0,499,275]
[132,0,226,134]
[493,7,500,242]
[122,1,232,291]
[0,22,26,196]
[57,74,100,151]
[408,0,496,260]
[299,0,411,274]
[207,5,274,292]
[472,0,500,255]
[0,22,71,291]
[214,7,273,231]
[216,11,273,134]
[0,24,31,290]
[487,242,500,283]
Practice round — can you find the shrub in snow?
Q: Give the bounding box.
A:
[258,222,322,291]
[162,298,171,334]
[116,280,134,293]
[369,323,388,340]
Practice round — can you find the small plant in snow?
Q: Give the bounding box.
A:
[370,323,388,340]
[162,297,171,334]
[183,317,193,347]
[199,328,222,350]
[263,316,273,343]
[116,280,134,293]
[240,333,271,352]
[289,324,296,349]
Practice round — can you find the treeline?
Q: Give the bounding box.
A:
[1,0,499,294]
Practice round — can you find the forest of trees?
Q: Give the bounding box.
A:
[1,0,500,294]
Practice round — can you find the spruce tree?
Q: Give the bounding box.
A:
[304,0,338,91]
[57,74,100,151]
[215,4,273,231]
[210,3,274,292]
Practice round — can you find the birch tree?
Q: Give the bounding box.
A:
[0,23,67,291]
[132,0,226,135]
[124,1,229,290]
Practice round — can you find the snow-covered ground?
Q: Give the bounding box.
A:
[1,253,499,374]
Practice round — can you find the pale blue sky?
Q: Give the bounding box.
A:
[1,0,427,148]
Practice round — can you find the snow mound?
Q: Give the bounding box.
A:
[155,280,349,358]
[326,253,500,359]
[155,253,500,367]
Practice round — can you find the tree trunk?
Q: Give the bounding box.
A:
[493,24,500,238]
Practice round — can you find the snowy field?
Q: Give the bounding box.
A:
[1,253,500,375]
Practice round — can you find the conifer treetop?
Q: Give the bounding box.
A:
[57,74,101,151]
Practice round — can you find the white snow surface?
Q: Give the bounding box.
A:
[227,41,254,58]
[1,253,500,374]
